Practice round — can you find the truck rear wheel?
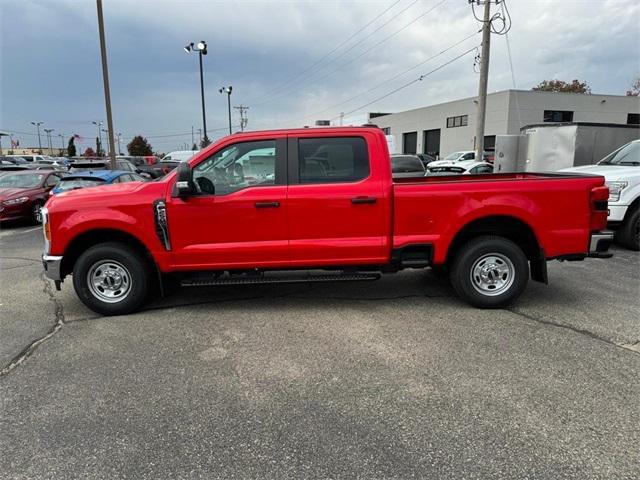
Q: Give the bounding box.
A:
[72,242,150,316]
[615,208,640,251]
[450,236,529,308]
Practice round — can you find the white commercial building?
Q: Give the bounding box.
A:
[371,90,640,158]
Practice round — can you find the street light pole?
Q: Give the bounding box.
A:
[185,41,209,144]
[44,128,54,155]
[31,121,43,152]
[102,129,110,156]
[117,133,122,154]
[96,0,117,169]
[58,134,65,155]
[92,121,103,156]
[219,86,233,135]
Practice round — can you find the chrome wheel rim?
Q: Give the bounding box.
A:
[87,260,132,303]
[470,253,515,296]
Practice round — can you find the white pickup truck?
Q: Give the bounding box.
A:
[562,139,640,250]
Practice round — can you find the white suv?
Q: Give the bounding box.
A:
[561,139,640,250]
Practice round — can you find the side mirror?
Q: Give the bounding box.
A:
[175,162,196,196]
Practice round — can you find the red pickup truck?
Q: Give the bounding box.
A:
[42,127,613,315]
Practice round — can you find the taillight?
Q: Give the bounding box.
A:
[590,185,608,231]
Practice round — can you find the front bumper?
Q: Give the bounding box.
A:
[43,254,63,283]
[589,232,614,258]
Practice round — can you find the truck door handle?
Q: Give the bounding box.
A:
[351,196,377,205]
[254,201,280,208]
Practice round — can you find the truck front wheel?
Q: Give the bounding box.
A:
[72,242,150,316]
[450,236,529,308]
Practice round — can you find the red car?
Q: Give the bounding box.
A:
[0,170,65,223]
[42,127,612,315]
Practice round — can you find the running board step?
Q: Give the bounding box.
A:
[181,272,381,287]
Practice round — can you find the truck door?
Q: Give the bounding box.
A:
[286,134,388,266]
[167,137,289,269]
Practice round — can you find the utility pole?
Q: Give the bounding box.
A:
[96,0,117,169]
[197,128,202,144]
[31,121,43,152]
[191,125,195,146]
[339,112,345,126]
[234,105,249,132]
[474,0,492,161]
[44,128,54,155]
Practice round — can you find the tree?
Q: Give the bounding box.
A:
[127,135,153,156]
[67,136,76,157]
[83,147,96,157]
[532,79,591,94]
[200,136,211,149]
[96,137,103,157]
[626,77,640,96]
[192,143,198,151]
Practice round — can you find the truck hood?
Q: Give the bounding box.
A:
[559,165,640,181]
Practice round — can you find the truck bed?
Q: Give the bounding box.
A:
[392,171,607,263]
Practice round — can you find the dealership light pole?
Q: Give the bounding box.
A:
[96,0,117,168]
[44,128,54,155]
[117,132,122,154]
[219,86,233,135]
[185,40,209,145]
[92,121,103,156]
[58,134,65,154]
[31,121,43,152]
[102,128,111,156]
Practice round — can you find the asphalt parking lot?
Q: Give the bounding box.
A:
[1,222,639,479]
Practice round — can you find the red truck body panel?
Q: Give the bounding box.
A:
[44,127,608,276]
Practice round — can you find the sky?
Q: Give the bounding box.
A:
[1,0,639,154]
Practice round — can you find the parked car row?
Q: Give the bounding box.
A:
[390,154,494,178]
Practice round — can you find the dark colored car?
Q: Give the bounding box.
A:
[0,170,65,223]
[415,153,437,167]
[390,154,427,178]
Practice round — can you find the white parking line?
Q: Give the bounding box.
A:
[0,226,42,238]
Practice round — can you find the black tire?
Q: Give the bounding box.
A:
[72,242,150,316]
[615,208,640,251]
[31,201,44,224]
[449,236,529,308]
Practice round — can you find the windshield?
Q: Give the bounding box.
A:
[0,173,44,188]
[56,178,105,191]
[443,152,465,161]
[599,141,640,166]
[391,156,424,173]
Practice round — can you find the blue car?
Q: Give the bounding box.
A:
[50,170,146,195]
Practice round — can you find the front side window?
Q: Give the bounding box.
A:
[193,140,276,195]
[45,175,60,187]
[298,137,369,184]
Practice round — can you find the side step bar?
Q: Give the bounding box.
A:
[181,272,381,287]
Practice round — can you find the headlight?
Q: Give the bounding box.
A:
[3,196,29,205]
[605,181,628,202]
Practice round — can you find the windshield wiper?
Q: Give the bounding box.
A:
[618,161,640,166]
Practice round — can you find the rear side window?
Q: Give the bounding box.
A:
[298,137,369,184]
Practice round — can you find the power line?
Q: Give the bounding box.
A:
[251,0,404,102]
[300,29,479,123]
[252,0,423,107]
[332,46,478,119]
[254,0,448,108]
